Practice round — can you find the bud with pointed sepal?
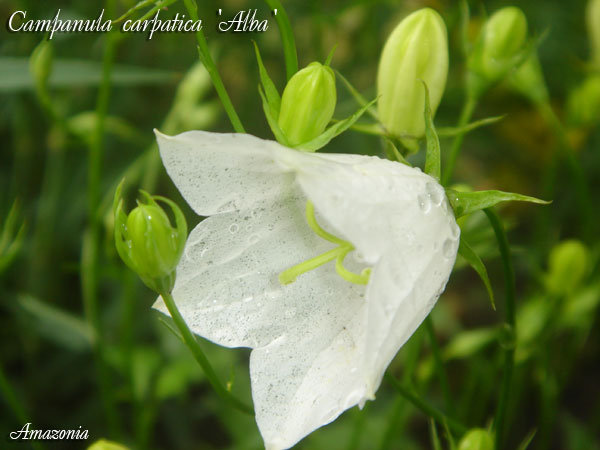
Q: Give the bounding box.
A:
[377,8,448,146]
[467,7,528,98]
[277,62,337,147]
[113,182,187,294]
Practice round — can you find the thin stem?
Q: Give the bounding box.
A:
[81,4,121,436]
[425,316,453,416]
[182,0,245,133]
[384,372,468,436]
[442,96,478,186]
[537,101,593,241]
[159,290,254,415]
[483,208,516,450]
[279,247,343,284]
[263,0,298,80]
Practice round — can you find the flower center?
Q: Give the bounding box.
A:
[278,201,371,285]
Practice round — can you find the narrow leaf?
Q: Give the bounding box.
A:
[516,429,537,450]
[443,327,498,360]
[459,237,496,309]
[253,41,281,119]
[437,115,505,137]
[258,85,289,146]
[335,69,379,121]
[430,419,443,450]
[446,189,550,218]
[112,0,154,24]
[263,0,298,80]
[423,81,441,181]
[297,98,377,152]
[384,139,411,166]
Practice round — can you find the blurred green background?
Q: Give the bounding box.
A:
[1,0,599,449]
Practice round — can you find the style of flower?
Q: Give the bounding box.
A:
[153,129,460,449]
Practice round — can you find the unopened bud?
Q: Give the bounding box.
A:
[377,8,448,141]
[567,75,600,126]
[468,7,528,97]
[458,429,494,450]
[278,62,336,146]
[587,0,600,67]
[114,185,187,293]
[546,240,589,295]
[29,39,53,95]
[509,54,549,105]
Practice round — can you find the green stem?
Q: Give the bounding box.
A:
[384,372,467,436]
[425,317,453,416]
[159,290,254,415]
[442,96,478,186]
[263,0,298,80]
[483,208,516,450]
[81,5,121,436]
[537,101,593,241]
[182,0,245,133]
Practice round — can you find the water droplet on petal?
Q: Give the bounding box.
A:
[229,223,239,234]
[426,182,444,206]
[418,194,431,213]
[443,239,455,259]
[248,234,260,245]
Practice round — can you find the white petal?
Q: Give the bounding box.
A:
[155,129,297,216]
[155,131,459,449]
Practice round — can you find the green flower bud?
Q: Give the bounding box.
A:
[509,54,549,105]
[587,0,600,67]
[458,429,494,450]
[546,240,589,296]
[566,75,600,126]
[114,185,187,294]
[87,439,129,450]
[29,39,53,96]
[377,8,448,141]
[468,7,528,97]
[277,62,336,147]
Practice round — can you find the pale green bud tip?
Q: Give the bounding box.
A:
[468,7,528,94]
[377,8,448,140]
[457,429,494,450]
[567,75,600,126]
[546,240,589,295]
[277,62,336,147]
[587,0,600,66]
[87,439,129,450]
[114,185,187,293]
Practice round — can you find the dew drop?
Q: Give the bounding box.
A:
[442,239,455,259]
[248,234,260,245]
[418,194,431,213]
[450,222,460,239]
[426,182,444,206]
[229,223,239,234]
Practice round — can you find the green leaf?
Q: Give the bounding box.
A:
[423,81,441,181]
[430,419,443,450]
[253,42,281,120]
[0,201,26,274]
[459,237,495,309]
[17,295,93,351]
[0,58,178,92]
[258,85,290,146]
[446,189,550,218]
[437,115,505,137]
[113,0,155,23]
[516,429,537,450]
[297,98,377,152]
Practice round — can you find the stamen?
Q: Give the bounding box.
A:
[278,201,373,286]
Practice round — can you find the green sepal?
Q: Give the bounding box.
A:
[253,41,281,120]
[384,139,411,166]
[296,97,377,152]
[446,189,550,218]
[258,85,290,146]
[334,69,379,121]
[423,81,441,181]
[458,237,495,310]
[437,115,505,137]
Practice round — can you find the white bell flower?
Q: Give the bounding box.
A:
[153,129,460,450]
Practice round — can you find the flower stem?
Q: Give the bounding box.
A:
[442,95,478,186]
[81,5,121,436]
[182,0,245,133]
[483,208,515,450]
[263,0,298,80]
[384,372,467,436]
[424,316,453,415]
[159,290,254,415]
